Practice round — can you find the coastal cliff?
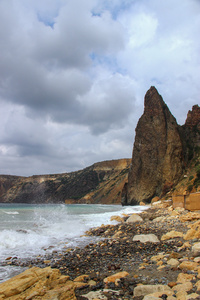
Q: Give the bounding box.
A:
[0,159,131,204]
[122,87,200,205]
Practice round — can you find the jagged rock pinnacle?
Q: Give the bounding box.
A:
[122,86,184,205]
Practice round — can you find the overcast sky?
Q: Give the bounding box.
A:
[0,0,200,176]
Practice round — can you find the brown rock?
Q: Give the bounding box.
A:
[123,86,183,205]
[103,271,129,286]
[134,284,171,297]
[179,261,199,271]
[161,230,184,241]
[177,273,195,283]
[172,282,193,293]
[0,266,76,300]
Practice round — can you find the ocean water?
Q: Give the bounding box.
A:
[0,203,147,282]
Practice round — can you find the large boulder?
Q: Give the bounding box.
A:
[122,86,184,205]
[0,267,76,300]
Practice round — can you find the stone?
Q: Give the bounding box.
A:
[0,267,76,300]
[179,261,199,271]
[151,254,165,262]
[143,290,174,300]
[103,271,129,285]
[192,243,200,257]
[172,282,193,293]
[74,274,89,282]
[177,273,195,283]
[133,234,160,243]
[133,284,171,297]
[195,280,200,291]
[153,216,166,223]
[161,230,184,241]
[176,291,187,300]
[186,293,200,299]
[82,290,107,300]
[123,86,184,205]
[110,215,124,223]
[126,214,143,223]
[180,212,200,222]
[167,258,179,268]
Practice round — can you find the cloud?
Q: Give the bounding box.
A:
[0,0,199,175]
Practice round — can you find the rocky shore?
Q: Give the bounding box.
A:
[2,201,200,299]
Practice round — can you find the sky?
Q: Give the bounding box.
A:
[0,0,200,176]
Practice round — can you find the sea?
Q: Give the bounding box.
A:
[0,203,148,283]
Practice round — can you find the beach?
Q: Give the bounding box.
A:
[2,201,200,299]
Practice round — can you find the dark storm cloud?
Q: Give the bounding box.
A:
[0,0,199,176]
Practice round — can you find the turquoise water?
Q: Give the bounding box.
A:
[0,203,147,282]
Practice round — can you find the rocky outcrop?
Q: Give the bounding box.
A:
[180,104,200,163]
[123,86,184,205]
[0,159,131,204]
[0,266,76,300]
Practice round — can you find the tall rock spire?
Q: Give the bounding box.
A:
[122,86,184,205]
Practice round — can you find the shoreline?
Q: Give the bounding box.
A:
[1,202,200,299]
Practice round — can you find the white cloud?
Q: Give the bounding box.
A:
[0,0,199,175]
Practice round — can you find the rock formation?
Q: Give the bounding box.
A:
[0,159,131,204]
[122,86,184,205]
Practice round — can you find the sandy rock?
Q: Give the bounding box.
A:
[186,293,200,299]
[74,274,89,282]
[103,271,129,286]
[192,243,200,257]
[161,230,184,241]
[133,234,160,243]
[178,241,191,251]
[177,273,195,283]
[110,215,124,223]
[0,266,76,300]
[143,290,174,300]
[153,216,166,223]
[172,282,193,293]
[194,257,200,263]
[151,254,165,262]
[112,230,123,239]
[82,290,107,299]
[195,280,200,291]
[170,210,179,216]
[126,214,143,223]
[179,212,200,222]
[140,201,146,205]
[179,261,199,271]
[167,258,179,268]
[176,291,187,300]
[133,284,171,297]
[151,196,160,204]
[184,228,200,240]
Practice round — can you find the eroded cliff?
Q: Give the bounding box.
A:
[122,87,200,205]
[0,159,131,204]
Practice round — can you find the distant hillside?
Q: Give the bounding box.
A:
[0,159,131,204]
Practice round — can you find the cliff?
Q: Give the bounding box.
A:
[122,86,200,205]
[0,159,131,204]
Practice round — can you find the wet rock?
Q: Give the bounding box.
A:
[0,266,76,300]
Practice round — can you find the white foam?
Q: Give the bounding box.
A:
[3,211,19,215]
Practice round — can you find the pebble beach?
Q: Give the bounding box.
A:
[2,201,200,299]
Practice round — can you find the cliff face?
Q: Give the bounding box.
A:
[0,159,131,204]
[122,86,184,205]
